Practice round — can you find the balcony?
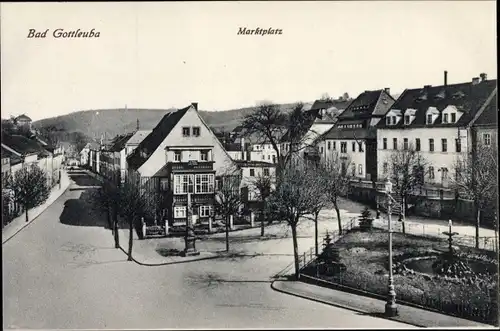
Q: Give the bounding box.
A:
[173,193,214,205]
[168,161,215,173]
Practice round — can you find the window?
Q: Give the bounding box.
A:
[192,127,200,137]
[483,133,491,146]
[199,205,213,217]
[262,155,265,160]
[195,174,214,193]
[358,164,363,175]
[383,162,388,174]
[249,169,255,177]
[200,150,208,161]
[443,114,448,123]
[429,166,435,179]
[393,138,398,150]
[403,138,408,150]
[352,142,356,152]
[427,114,433,124]
[341,142,347,153]
[267,155,270,160]
[174,151,181,162]
[174,174,195,194]
[416,138,421,151]
[174,206,186,218]
[386,117,391,125]
[441,167,449,181]
[327,141,331,150]
[333,141,336,150]
[383,138,387,150]
[351,164,356,176]
[358,142,364,152]
[451,113,456,123]
[429,139,434,152]
[182,127,190,137]
[441,139,447,152]
[263,168,270,176]
[160,178,169,191]
[404,115,410,125]
[320,146,324,154]
[455,139,461,152]
[392,116,397,125]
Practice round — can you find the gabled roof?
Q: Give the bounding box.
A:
[472,93,498,127]
[88,142,101,150]
[126,130,153,145]
[109,132,134,152]
[15,114,32,122]
[338,89,395,120]
[321,127,377,140]
[127,106,191,170]
[310,98,351,112]
[1,132,47,156]
[377,79,497,129]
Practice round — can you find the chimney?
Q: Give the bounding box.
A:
[136,118,140,131]
[480,73,487,82]
[472,77,480,85]
[191,102,198,111]
[444,71,448,86]
[384,87,390,95]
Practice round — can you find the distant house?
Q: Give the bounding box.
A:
[88,142,101,173]
[319,88,395,181]
[14,114,33,130]
[234,160,276,211]
[79,143,92,167]
[101,132,134,183]
[123,130,152,178]
[126,103,237,227]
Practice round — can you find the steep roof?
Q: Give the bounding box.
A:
[310,98,351,112]
[1,132,48,156]
[321,127,377,140]
[234,160,276,168]
[377,79,497,129]
[338,89,395,120]
[472,92,498,127]
[126,130,153,145]
[127,106,191,170]
[15,114,32,122]
[109,132,134,152]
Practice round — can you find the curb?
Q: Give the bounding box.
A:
[270,280,423,328]
[2,172,72,245]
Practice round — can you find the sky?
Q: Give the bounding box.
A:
[1,1,497,121]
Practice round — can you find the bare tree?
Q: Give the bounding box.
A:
[7,164,51,223]
[267,161,319,279]
[309,165,328,256]
[116,177,157,260]
[241,102,316,174]
[319,153,352,235]
[215,172,243,252]
[451,143,498,248]
[385,145,427,233]
[251,173,274,236]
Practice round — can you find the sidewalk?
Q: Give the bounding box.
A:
[271,280,496,328]
[2,170,71,244]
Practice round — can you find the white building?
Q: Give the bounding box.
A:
[376,72,497,194]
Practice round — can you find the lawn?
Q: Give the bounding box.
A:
[301,228,499,325]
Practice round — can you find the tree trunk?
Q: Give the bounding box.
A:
[106,203,112,230]
[260,200,265,236]
[314,211,319,256]
[113,206,119,249]
[291,222,300,280]
[128,216,134,261]
[476,207,481,249]
[25,207,29,223]
[334,202,342,235]
[225,215,230,252]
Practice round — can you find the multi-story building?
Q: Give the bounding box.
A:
[377,73,496,191]
[318,89,395,181]
[126,103,237,227]
[14,114,32,130]
[101,133,134,183]
[123,130,152,177]
[235,160,276,210]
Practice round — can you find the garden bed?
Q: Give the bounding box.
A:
[301,228,499,325]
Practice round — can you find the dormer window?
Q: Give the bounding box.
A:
[443,113,449,123]
[392,116,397,125]
[452,91,465,100]
[451,113,456,123]
[427,114,433,124]
[404,115,410,125]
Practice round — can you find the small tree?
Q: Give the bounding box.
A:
[385,145,427,233]
[319,153,352,235]
[215,172,243,252]
[267,161,319,279]
[252,173,274,236]
[452,143,497,248]
[116,177,156,260]
[8,164,51,223]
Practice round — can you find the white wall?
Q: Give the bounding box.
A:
[240,166,276,201]
[320,139,366,178]
[138,106,236,177]
[377,127,465,187]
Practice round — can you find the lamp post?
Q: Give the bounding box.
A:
[183,192,199,256]
[384,178,398,317]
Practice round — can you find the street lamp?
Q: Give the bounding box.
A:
[384,178,398,317]
[183,192,199,256]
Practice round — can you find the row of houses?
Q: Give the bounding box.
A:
[80,103,276,229]
[1,115,65,224]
